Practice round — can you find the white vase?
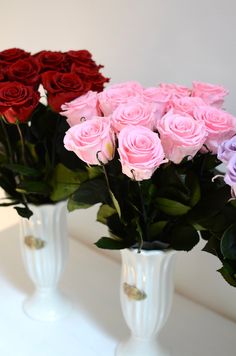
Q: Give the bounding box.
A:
[116,248,176,356]
[19,201,71,321]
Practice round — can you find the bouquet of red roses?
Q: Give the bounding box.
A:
[63,80,236,287]
[0,47,109,217]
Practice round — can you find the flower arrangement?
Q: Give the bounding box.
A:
[63,80,236,287]
[0,47,109,218]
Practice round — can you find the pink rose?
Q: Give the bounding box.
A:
[193,106,236,153]
[60,91,100,126]
[192,81,229,108]
[169,96,206,116]
[142,87,170,120]
[118,125,167,181]
[98,81,143,115]
[159,83,191,99]
[111,102,156,133]
[64,117,115,165]
[157,110,207,164]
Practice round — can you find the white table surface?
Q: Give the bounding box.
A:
[0,222,235,356]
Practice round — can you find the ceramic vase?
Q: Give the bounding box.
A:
[116,248,176,356]
[19,201,71,321]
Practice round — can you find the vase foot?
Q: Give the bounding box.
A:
[116,337,170,356]
[23,289,72,322]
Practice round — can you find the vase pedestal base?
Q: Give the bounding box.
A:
[23,288,72,322]
[116,337,170,356]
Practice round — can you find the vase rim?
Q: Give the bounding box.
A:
[125,247,176,256]
[27,201,66,209]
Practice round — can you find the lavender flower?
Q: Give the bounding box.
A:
[224,155,236,197]
[217,135,236,164]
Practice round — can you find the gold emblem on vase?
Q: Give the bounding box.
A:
[123,282,147,301]
[24,235,46,250]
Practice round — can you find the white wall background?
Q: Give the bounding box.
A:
[1,0,236,321]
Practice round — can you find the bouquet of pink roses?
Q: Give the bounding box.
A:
[0,47,109,217]
[63,80,236,287]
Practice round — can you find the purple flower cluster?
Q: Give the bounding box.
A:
[218,136,236,196]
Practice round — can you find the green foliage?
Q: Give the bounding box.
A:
[14,206,33,219]
[65,151,236,274]
[221,224,236,260]
[67,153,230,258]
[0,105,88,218]
[97,204,116,224]
[2,163,40,177]
[95,236,129,249]
[110,190,121,218]
[67,178,109,211]
[149,221,168,239]
[185,171,201,207]
[218,264,236,287]
[169,224,199,251]
[87,166,103,180]
[16,181,51,195]
[50,164,87,202]
[156,197,191,216]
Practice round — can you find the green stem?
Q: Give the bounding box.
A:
[0,119,13,163]
[137,181,149,243]
[16,123,26,165]
[96,151,121,218]
[96,151,112,195]
[102,165,111,192]
[51,115,60,171]
[15,123,29,207]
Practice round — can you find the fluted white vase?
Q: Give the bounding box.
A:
[19,201,71,321]
[116,248,176,356]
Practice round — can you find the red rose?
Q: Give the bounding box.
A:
[71,63,109,92]
[0,81,40,123]
[71,62,101,79]
[6,57,40,89]
[0,48,30,63]
[0,61,8,82]
[90,72,110,92]
[0,69,4,81]
[34,50,68,73]
[65,50,99,68]
[66,50,92,62]
[42,71,91,112]
[0,60,8,71]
